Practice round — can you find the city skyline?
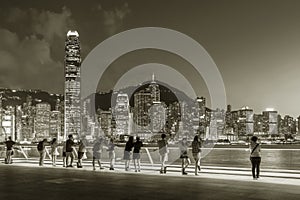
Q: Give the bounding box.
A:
[0,0,300,117]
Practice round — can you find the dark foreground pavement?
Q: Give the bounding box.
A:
[0,165,299,200]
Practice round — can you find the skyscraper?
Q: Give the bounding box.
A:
[64,30,81,139]
[115,93,130,136]
[262,110,278,135]
[149,74,160,102]
[34,103,51,140]
[134,90,152,132]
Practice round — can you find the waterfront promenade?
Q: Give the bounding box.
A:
[1,144,300,200]
[1,159,300,200]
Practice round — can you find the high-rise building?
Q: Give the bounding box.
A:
[228,107,253,140]
[149,74,160,102]
[1,106,15,141]
[149,101,167,133]
[20,96,35,141]
[262,110,278,135]
[49,110,62,140]
[34,103,51,140]
[166,101,180,137]
[239,107,254,137]
[253,114,264,134]
[115,93,130,136]
[98,109,112,137]
[64,30,81,139]
[196,97,206,136]
[133,90,152,133]
[282,115,295,135]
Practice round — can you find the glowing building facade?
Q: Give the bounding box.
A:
[64,30,81,139]
[115,93,130,136]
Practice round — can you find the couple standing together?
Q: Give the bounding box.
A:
[158,134,202,175]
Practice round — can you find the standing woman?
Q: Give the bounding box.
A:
[250,136,261,180]
[50,138,59,166]
[92,137,105,170]
[179,137,191,175]
[192,135,202,175]
[123,136,134,171]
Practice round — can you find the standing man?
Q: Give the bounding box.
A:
[66,134,75,167]
[37,139,48,166]
[133,136,143,172]
[4,136,16,164]
[157,133,169,174]
[77,139,87,168]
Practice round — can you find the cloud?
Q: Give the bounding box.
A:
[0,7,74,93]
[98,2,131,36]
[31,7,74,43]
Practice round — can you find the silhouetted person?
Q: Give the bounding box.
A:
[123,136,134,171]
[133,136,143,172]
[66,134,75,167]
[37,139,48,166]
[4,136,16,164]
[250,136,261,180]
[77,139,87,168]
[192,135,202,175]
[157,133,169,174]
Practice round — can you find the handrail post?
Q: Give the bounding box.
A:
[45,147,52,159]
[145,147,154,167]
[18,145,28,160]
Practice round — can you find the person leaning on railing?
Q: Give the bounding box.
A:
[37,139,48,166]
[4,136,16,164]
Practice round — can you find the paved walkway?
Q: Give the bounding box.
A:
[1,162,300,200]
[4,158,300,186]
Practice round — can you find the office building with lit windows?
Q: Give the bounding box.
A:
[34,103,51,140]
[115,93,130,136]
[64,30,81,139]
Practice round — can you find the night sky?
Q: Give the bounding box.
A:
[0,0,300,117]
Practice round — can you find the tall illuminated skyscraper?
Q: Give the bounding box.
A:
[64,30,81,139]
[149,74,160,102]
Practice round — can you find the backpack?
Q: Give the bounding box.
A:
[37,141,43,151]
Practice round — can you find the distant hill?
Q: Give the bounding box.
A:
[94,80,195,111]
[0,80,196,111]
[0,88,63,110]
